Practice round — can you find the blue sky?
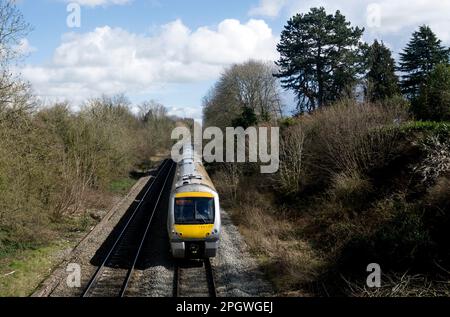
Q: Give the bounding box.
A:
[15,0,450,119]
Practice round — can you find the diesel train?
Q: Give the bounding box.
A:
[167,147,221,258]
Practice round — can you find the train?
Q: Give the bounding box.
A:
[167,146,221,259]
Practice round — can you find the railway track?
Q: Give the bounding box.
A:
[174,258,217,297]
[81,159,175,297]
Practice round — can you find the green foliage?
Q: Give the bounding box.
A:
[276,7,365,113]
[109,178,137,195]
[231,106,258,128]
[399,25,449,99]
[364,40,400,102]
[414,64,450,121]
[399,121,450,136]
[278,117,297,128]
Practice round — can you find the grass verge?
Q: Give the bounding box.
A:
[0,240,73,297]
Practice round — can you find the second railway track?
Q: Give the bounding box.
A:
[81,159,175,297]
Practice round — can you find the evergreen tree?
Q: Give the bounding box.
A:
[415,64,450,121]
[231,106,258,128]
[365,40,400,102]
[399,25,449,99]
[275,7,365,113]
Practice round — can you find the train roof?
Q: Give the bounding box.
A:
[174,145,216,192]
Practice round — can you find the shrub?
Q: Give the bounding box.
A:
[413,135,450,184]
[278,98,409,191]
[399,121,450,135]
[212,163,243,204]
[278,123,306,194]
[337,194,434,273]
[330,171,373,210]
[423,177,450,265]
[0,95,175,254]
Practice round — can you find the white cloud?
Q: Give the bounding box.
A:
[249,0,287,17]
[15,38,37,55]
[371,0,450,41]
[66,0,132,7]
[21,19,278,103]
[167,105,202,121]
[250,0,450,44]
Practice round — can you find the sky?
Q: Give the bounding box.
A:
[13,0,450,120]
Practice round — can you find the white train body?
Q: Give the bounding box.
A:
[167,147,221,258]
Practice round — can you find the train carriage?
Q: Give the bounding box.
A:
[167,147,221,258]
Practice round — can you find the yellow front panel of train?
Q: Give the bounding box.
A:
[175,192,214,198]
[174,224,214,239]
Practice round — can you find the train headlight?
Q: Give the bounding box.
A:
[172,228,182,237]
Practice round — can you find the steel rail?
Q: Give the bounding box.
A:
[175,258,217,298]
[119,161,175,297]
[81,159,170,297]
[204,258,217,298]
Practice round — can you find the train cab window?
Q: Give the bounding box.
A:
[174,197,214,224]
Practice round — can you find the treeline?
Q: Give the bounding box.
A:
[276,7,449,120]
[0,2,176,254]
[206,7,450,296]
[0,94,175,253]
[204,10,449,128]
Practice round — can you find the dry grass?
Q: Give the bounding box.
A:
[343,272,450,297]
[426,177,450,208]
[330,171,373,209]
[212,98,450,296]
[414,136,450,184]
[221,187,325,295]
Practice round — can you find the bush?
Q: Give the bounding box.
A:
[339,198,434,273]
[423,177,450,265]
[278,123,306,194]
[330,171,373,210]
[0,94,175,254]
[400,121,450,136]
[277,98,409,191]
[413,135,450,184]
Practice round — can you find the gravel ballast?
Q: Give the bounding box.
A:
[34,175,273,297]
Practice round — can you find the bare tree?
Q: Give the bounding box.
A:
[203,60,283,128]
[279,124,306,194]
[138,100,168,123]
[0,0,32,111]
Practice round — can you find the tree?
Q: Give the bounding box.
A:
[0,0,32,110]
[138,100,168,123]
[203,60,282,128]
[364,40,400,102]
[399,25,449,100]
[275,7,365,113]
[415,64,450,121]
[231,106,258,128]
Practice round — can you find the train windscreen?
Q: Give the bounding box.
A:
[174,197,215,224]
